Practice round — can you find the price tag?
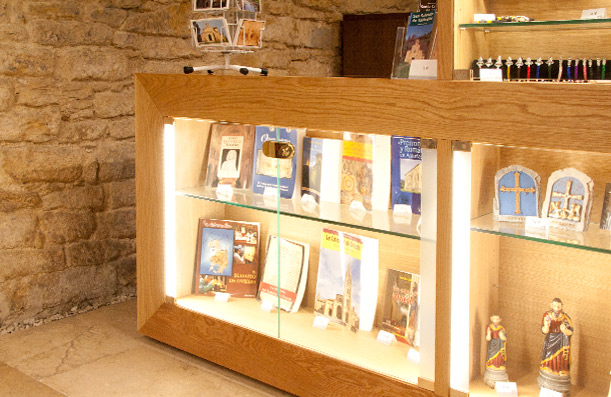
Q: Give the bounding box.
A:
[539,387,563,397]
[525,216,550,232]
[480,68,503,82]
[263,187,278,197]
[312,316,330,330]
[409,60,437,80]
[407,348,421,364]
[376,330,395,346]
[474,13,495,23]
[214,292,230,302]
[495,381,518,397]
[260,300,274,313]
[581,8,607,19]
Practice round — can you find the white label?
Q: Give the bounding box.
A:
[581,8,607,19]
[407,348,421,364]
[214,292,230,302]
[376,330,395,346]
[300,193,318,213]
[474,13,496,22]
[480,68,503,82]
[495,381,518,397]
[409,60,437,80]
[539,387,563,397]
[525,216,550,230]
[260,300,274,313]
[312,316,330,330]
[263,187,278,197]
[393,204,412,214]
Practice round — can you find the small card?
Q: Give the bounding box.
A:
[480,68,503,82]
[216,184,233,199]
[539,387,563,397]
[263,187,279,197]
[214,292,230,302]
[495,381,518,397]
[581,8,607,19]
[525,216,550,231]
[393,204,412,214]
[474,13,496,23]
[260,300,274,313]
[312,316,330,330]
[407,348,421,364]
[376,330,395,346]
[409,60,437,80]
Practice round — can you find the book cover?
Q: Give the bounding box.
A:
[391,136,422,214]
[257,235,309,313]
[301,137,342,204]
[391,10,437,79]
[381,269,420,346]
[205,123,256,189]
[195,219,260,298]
[252,126,304,199]
[314,228,379,332]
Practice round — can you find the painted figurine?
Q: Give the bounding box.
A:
[483,315,509,388]
[537,298,573,395]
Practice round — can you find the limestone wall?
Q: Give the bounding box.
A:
[0,0,417,332]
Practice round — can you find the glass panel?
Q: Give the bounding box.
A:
[465,142,611,396]
[459,18,611,32]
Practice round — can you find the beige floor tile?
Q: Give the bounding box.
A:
[0,362,64,397]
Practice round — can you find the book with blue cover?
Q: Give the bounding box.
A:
[391,136,422,214]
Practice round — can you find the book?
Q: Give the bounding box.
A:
[340,132,391,211]
[313,228,379,332]
[391,10,437,79]
[301,136,343,204]
[600,182,611,230]
[195,219,260,298]
[381,269,420,346]
[252,126,305,199]
[391,136,422,214]
[191,17,232,47]
[257,235,309,313]
[205,123,256,190]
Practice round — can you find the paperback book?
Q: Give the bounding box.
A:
[205,123,256,189]
[313,228,379,332]
[391,136,422,214]
[381,269,420,346]
[195,219,260,298]
[301,136,343,204]
[257,235,309,313]
[391,10,437,79]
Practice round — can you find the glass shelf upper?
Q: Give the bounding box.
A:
[471,213,611,254]
[177,185,421,239]
[459,18,611,32]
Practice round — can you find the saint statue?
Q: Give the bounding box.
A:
[483,315,508,388]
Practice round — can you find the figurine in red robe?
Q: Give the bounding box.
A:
[486,315,507,370]
[540,298,573,375]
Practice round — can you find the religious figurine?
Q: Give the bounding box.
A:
[494,165,540,221]
[483,315,508,388]
[537,298,573,396]
[542,168,594,232]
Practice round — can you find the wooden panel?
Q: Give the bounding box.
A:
[174,118,213,190]
[135,74,611,154]
[437,0,454,79]
[140,303,434,397]
[470,144,500,218]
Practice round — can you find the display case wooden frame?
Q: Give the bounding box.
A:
[136,74,611,396]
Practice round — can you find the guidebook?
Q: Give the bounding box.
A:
[205,123,256,190]
[391,136,422,214]
[313,228,379,332]
[381,269,420,346]
[301,136,342,204]
[391,10,437,79]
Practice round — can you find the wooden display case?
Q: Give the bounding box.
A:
[136,74,611,396]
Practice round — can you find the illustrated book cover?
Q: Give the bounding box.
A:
[301,136,342,204]
[391,136,422,214]
[252,126,304,199]
[195,219,260,298]
[191,18,232,47]
[340,132,391,211]
[205,123,256,190]
[381,269,420,346]
[313,228,379,332]
[257,235,309,313]
[391,10,437,79]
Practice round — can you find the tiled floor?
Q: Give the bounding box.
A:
[0,299,293,396]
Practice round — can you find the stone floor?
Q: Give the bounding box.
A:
[0,299,293,397]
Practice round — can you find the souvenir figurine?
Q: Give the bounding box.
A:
[542,168,594,232]
[494,165,540,221]
[483,315,508,388]
[537,298,573,396]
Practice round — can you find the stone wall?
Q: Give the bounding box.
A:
[0,0,417,332]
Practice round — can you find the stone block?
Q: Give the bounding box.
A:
[0,213,38,249]
[104,179,135,209]
[102,0,143,9]
[263,16,294,44]
[65,238,135,268]
[115,254,136,294]
[58,119,109,143]
[92,88,134,118]
[113,32,194,59]
[42,264,117,309]
[27,20,114,47]
[0,189,41,212]
[90,7,127,28]
[24,2,81,20]
[108,117,134,140]
[0,248,65,283]
[42,185,104,211]
[96,140,135,181]
[55,47,130,81]
[15,78,61,107]
[0,77,15,111]
[95,208,135,239]
[2,146,85,183]
[0,23,28,42]
[40,211,97,244]
[0,44,54,76]
[0,105,60,143]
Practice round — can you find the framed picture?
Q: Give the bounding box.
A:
[234,19,265,47]
[193,0,229,11]
[191,18,232,47]
[235,0,261,12]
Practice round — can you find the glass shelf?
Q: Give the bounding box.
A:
[460,18,611,32]
[177,185,421,239]
[471,213,611,254]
